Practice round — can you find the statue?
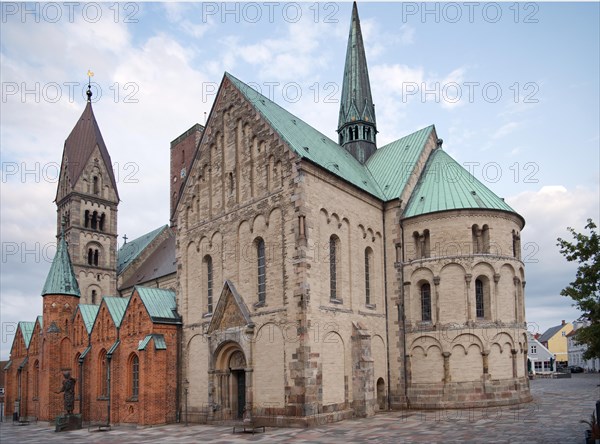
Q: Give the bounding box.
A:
[56,371,76,415]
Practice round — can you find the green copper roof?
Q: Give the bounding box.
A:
[117,225,168,274]
[403,149,518,219]
[103,297,129,328]
[107,339,120,357]
[77,304,100,334]
[225,72,385,199]
[366,125,435,201]
[3,360,12,370]
[36,315,43,330]
[19,321,35,349]
[41,230,80,297]
[135,286,180,324]
[339,2,376,128]
[79,345,92,361]
[138,334,167,351]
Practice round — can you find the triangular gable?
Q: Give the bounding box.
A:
[19,321,35,349]
[225,73,385,200]
[92,297,129,333]
[75,304,100,334]
[207,280,252,334]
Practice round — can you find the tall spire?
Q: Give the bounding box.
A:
[337,1,377,164]
[42,219,80,297]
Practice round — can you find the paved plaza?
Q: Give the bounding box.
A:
[1,373,599,443]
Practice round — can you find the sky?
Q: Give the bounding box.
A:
[1,1,599,360]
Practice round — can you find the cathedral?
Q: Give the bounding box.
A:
[4,3,532,427]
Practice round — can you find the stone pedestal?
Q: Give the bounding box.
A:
[55,414,82,432]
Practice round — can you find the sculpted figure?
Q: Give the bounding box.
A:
[56,371,76,414]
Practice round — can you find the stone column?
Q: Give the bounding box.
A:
[511,349,518,378]
[465,274,472,322]
[481,350,490,375]
[442,352,451,383]
[433,276,440,325]
[493,273,500,321]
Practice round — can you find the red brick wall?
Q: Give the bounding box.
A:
[170,124,203,224]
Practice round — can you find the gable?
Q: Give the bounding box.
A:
[134,286,180,324]
[207,280,252,333]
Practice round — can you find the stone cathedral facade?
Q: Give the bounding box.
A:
[5,3,531,427]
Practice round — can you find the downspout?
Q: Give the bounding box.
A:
[17,368,22,420]
[382,204,391,410]
[176,321,182,423]
[400,219,409,405]
[106,355,111,426]
[78,359,84,418]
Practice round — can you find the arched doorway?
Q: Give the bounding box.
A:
[376,378,386,411]
[213,343,247,420]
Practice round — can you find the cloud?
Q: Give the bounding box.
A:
[492,121,520,140]
[507,185,600,334]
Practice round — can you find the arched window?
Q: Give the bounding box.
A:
[130,354,139,400]
[94,249,99,266]
[99,213,105,231]
[93,176,99,195]
[203,255,214,313]
[475,277,490,319]
[365,247,373,305]
[91,289,97,304]
[84,210,90,228]
[91,211,98,230]
[98,349,108,398]
[256,238,266,304]
[421,283,432,322]
[329,235,340,301]
[88,248,93,265]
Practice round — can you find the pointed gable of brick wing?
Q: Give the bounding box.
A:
[58,101,119,200]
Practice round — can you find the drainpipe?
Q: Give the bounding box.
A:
[16,368,22,421]
[176,322,182,424]
[106,355,112,426]
[400,219,408,405]
[382,204,391,410]
[78,359,84,418]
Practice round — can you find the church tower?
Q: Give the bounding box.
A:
[41,222,81,419]
[337,1,378,164]
[55,86,119,304]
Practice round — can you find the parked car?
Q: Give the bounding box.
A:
[569,365,584,373]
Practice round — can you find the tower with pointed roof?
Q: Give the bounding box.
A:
[55,86,119,304]
[337,1,377,164]
[41,222,82,419]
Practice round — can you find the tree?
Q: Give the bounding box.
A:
[557,219,600,359]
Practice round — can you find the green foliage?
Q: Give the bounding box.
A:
[557,219,600,360]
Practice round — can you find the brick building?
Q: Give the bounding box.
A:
[5,2,532,427]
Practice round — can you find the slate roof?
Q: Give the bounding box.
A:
[60,101,119,200]
[19,321,35,349]
[404,149,519,220]
[135,287,180,324]
[117,225,169,275]
[41,230,80,297]
[539,324,567,344]
[120,231,176,289]
[76,304,100,334]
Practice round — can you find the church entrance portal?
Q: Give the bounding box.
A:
[214,344,248,420]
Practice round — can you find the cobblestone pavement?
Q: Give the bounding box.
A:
[2,373,599,444]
